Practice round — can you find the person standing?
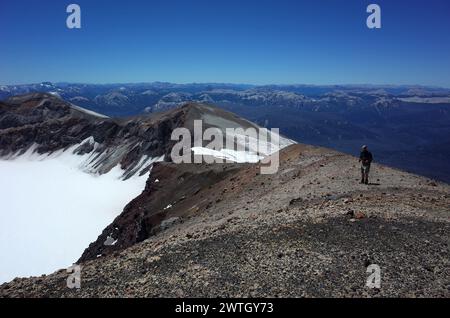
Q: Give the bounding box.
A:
[359,145,373,184]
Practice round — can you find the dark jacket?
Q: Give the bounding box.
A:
[360,150,373,166]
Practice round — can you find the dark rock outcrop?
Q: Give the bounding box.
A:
[0,93,239,179]
[78,161,245,262]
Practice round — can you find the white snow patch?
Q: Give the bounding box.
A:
[191,147,263,163]
[70,104,109,118]
[397,96,450,104]
[191,129,295,163]
[48,91,61,98]
[0,144,149,284]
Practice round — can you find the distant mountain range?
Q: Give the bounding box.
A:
[2,82,450,116]
[2,82,450,182]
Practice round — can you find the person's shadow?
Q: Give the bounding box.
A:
[368,182,380,186]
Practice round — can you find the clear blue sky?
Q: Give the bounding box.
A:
[1,0,450,87]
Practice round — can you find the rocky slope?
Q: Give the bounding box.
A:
[1,143,448,297]
[0,93,289,180]
[0,93,181,179]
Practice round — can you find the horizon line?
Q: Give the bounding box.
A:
[2,81,450,90]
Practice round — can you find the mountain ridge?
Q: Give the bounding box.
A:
[0,92,448,297]
[1,143,448,297]
[3,83,450,183]
[1,93,283,180]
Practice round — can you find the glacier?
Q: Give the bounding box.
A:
[0,144,151,284]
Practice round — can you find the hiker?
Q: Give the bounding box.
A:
[359,145,373,184]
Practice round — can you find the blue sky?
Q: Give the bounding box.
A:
[1,0,450,86]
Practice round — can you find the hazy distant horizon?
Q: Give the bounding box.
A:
[2,81,450,90]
